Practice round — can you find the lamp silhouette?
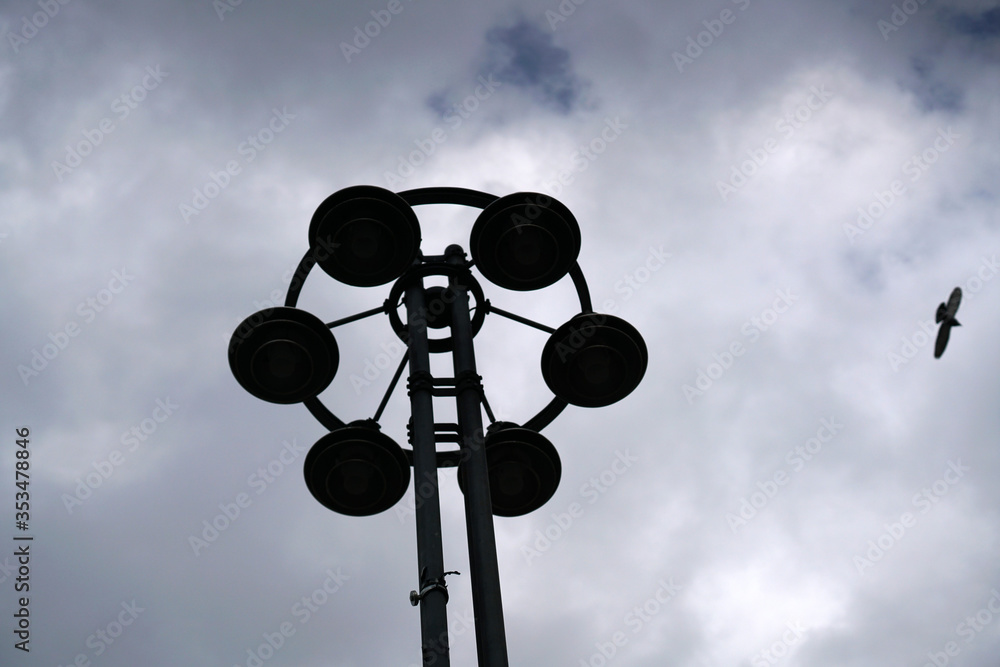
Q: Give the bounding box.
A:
[303,421,410,516]
[228,306,339,404]
[308,185,421,287]
[470,192,580,291]
[458,422,561,517]
[541,313,648,408]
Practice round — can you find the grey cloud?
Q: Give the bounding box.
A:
[477,18,589,114]
[2,1,1000,666]
[951,6,1000,38]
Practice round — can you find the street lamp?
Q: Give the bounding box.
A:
[309,185,421,287]
[227,185,647,666]
[228,306,339,404]
[303,420,411,517]
[469,192,580,291]
[456,422,562,517]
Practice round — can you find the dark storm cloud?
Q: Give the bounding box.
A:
[951,6,1000,38]
[909,56,964,112]
[476,18,588,114]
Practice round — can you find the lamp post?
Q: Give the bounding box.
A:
[227,186,648,666]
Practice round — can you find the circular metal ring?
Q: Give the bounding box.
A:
[385,263,487,354]
[280,186,600,440]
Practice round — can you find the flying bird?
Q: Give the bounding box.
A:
[934,287,962,358]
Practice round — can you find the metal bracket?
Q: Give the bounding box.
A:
[409,568,460,606]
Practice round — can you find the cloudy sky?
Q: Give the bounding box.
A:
[2,0,999,665]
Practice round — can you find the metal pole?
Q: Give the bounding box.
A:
[405,278,451,667]
[446,245,510,667]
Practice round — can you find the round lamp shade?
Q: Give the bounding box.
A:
[541,313,647,408]
[229,307,338,404]
[304,425,411,516]
[459,424,561,517]
[308,185,421,287]
[470,192,580,291]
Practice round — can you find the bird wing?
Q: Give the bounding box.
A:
[946,287,962,318]
[934,322,951,358]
